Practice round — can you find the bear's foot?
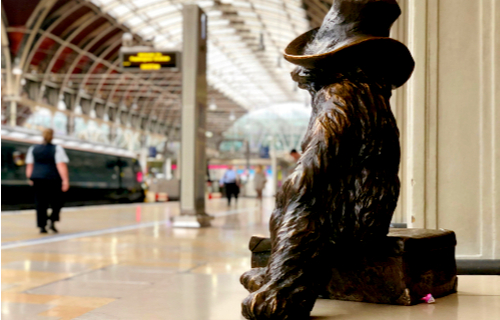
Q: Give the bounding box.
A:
[240,267,267,293]
[242,285,316,320]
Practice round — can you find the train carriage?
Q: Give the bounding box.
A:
[1,129,145,211]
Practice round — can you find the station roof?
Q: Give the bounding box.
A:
[90,0,312,109]
[2,0,332,138]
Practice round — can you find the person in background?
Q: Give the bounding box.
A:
[290,149,301,163]
[25,129,70,234]
[253,165,267,204]
[220,165,239,206]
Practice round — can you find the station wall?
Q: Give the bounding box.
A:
[398,0,499,259]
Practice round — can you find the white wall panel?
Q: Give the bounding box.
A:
[403,0,499,258]
[494,1,500,259]
[437,0,482,257]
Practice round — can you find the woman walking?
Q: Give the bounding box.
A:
[25,129,70,233]
[253,165,267,204]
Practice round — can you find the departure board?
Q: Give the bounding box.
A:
[121,51,180,71]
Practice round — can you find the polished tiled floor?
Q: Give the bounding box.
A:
[2,199,499,320]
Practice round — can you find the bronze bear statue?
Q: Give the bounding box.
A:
[240,1,415,319]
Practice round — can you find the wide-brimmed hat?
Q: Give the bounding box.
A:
[284,0,414,88]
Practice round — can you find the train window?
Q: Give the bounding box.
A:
[106,159,118,169]
[1,142,30,181]
[133,159,142,174]
[13,151,26,166]
[87,153,116,183]
[65,149,117,183]
[65,149,84,181]
[119,158,137,188]
[1,146,14,176]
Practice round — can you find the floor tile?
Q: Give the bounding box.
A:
[2,260,94,274]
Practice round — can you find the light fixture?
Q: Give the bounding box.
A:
[122,32,133,47]
[12,67,22,75]
[205,131,213,138]
[209,99,217,111]
[57,99,66,111]
[229,111,236,121]
[74,105,83,115]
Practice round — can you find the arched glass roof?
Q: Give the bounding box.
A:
[90,0,311,110]
[225,102,311,153]
[3,0,335,144]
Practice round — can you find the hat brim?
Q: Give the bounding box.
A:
[284,28,415,89]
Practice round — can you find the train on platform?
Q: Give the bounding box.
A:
[1,127,145,211]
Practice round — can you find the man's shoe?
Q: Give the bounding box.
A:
[40,227,48,234]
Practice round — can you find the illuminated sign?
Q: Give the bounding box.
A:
[121,51,180,71]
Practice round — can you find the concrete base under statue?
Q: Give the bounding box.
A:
[248,228,458,306]
[171,213,213,228]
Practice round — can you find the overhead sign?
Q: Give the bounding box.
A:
[121,51,180,71]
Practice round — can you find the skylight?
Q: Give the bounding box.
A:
[90,0,310,110]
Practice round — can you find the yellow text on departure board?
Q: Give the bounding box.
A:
[139,63,161,70]
[128,52,172,63]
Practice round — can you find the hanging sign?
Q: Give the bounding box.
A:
[120,51,181,71]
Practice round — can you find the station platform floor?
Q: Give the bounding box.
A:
[1,198,499,320]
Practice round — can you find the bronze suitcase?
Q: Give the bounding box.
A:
[248,228,458,305]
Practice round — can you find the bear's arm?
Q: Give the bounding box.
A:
[286,86,351,197]
[270,86,350,236]
[270,90,350,274]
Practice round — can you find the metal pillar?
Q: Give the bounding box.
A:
[175,4,212,227]
[9,101,17,126]
[165,158,173,180]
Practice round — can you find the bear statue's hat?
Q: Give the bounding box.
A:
[284,0,414,88]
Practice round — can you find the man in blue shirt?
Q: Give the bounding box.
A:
[219,165,239,206]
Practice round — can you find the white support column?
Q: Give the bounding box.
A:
[9,101,17,127]
[165,158,173,180]
[175,4,211,227]
[389,0,409,225]
[140,148,148,174]
[405,0,428,228]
